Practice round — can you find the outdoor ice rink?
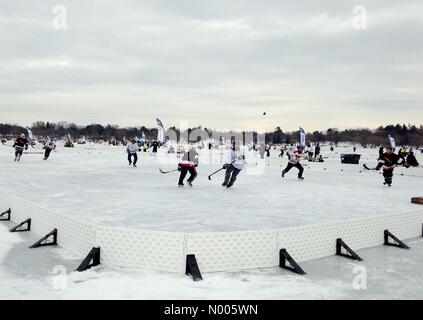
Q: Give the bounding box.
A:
[1,142,423,299]
[0,143,422,232]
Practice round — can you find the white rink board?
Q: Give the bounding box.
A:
[1,191,422,273]
[185,230,278,272]
[95,226,186,272]
[0,193,96,257]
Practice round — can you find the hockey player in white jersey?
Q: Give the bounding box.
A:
[222,141,246,188]
[127,139,141,167]
[43,137,57,160]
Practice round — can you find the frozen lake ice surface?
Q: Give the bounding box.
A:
[0,143,422,232]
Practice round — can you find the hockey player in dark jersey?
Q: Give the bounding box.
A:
[13,134,29,162]
[375,146,409,187]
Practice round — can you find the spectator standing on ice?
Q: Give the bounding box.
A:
[259,144,265,159]
[279,145,285,158]
[43,137,56,160]
[222,141,246,188]
[406,149,419,167]
[282,145,305,180]
[265,144,271,157]
[314,143,321,158]
[178,148,199,187]
[13,134,29,162]
[305,142,314,160]
[127,138,140,167]
[151,141,159,155]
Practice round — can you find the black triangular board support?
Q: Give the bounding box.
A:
[76,247,101,272]
[9,218,31,232]
[0,208,11,221]
[29,229,58,248]
[336,238,363,261]
[384,230,410,249]
[186,254,203,281]
[279,249,306,275]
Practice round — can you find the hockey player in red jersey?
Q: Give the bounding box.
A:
[282,145,305,180]
[178,148,199,187]
[13,134,29,162]
[375,146,409,187]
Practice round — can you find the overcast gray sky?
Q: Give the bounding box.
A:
[0,0,422,131]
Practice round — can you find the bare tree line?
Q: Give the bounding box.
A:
[1,121,423,146]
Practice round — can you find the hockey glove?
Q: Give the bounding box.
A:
[223,163,230,169]
[404,162,410,168]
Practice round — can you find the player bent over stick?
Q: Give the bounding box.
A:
[178,148,199,187]
[43,137,56,160]
[282,145,305,180]
[222,141,246,188]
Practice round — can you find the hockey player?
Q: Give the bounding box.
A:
[143,142,149,153]
[406,149,419,167]
[305,142,314,160]
[398,146,408,160]
[43,137,56,160]
[314,143,321,157]
[222,141,246,188]
[282,145,305,180]
[178,148,199,187]
[151,141,159,154]
[127,138,141,167]
[279,145,285,158]
[13,134,29,162]
[376,146,409,187]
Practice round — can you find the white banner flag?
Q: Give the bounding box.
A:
[388,135,396,149]
[299,127,306,147]
[156,118,165,144]
[26,127,35,147]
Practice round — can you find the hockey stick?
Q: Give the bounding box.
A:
[363,164,378,171]
[208,160,237,181]
[159,168,179,174]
